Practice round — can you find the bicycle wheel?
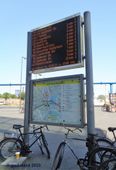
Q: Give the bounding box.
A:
[100,158,116,170]
[0,138,22,160]
[88,147,116,170]
[101,106,106,112]
[51,142,66,170]
[96,138,113,147]
[96,138,113,161]
[41,134,50,159]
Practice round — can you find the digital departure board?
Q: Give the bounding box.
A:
[31,14,83,73]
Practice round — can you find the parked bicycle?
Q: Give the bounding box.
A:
[96,127,116,147]
[51,126,116,170]
[99,158,116,170]
[0,124,50,160]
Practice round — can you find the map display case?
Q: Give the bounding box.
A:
[30,74,85,127]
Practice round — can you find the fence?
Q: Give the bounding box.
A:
[0,82,116,107]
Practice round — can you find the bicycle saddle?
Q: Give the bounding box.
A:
[108,127,116,132]
[13,124,24,129]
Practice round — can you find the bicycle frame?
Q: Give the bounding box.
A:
[15,127,44,149]
[98,128,116,146]
[0,124,50,160]
[52,126,111,170]
[61,128,87,163]
[63,141,79,160]
[64,133,86,160]
[111,131,116,143]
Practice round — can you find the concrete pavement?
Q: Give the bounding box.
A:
[0,106,87,170]
[0,106,116,169]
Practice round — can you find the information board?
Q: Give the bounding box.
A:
[31,14,83,73]
[30,74,85,127]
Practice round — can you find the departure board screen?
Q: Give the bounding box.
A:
[31,15,82,72]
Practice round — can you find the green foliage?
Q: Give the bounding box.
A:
[97,95,106,101]
[18,91,25,100]
[2,92,11,100]
[0,92,17,99]
[0,92,25,100]
[10,94,17,99]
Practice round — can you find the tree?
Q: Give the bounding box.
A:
[18,91,25,100]
[2,92,11,100]
[10,94,17,99]
[97,95,106,102]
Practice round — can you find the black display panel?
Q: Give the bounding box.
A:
[31,14,83,72]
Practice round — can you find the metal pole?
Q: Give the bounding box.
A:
[110,84,113,94]
[19,56,26,112]
[84,11,95,155]
[24,32,32,143]
[19,57,23,111]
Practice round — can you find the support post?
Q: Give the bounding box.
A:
[84,11,95,153]
[19,56,26,112]
[24,32,32,143]
[110,84,113,94]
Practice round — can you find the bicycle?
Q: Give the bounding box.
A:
[87,127,116,169]
[0,124,50,160]
[101,104,111,112]
[88,146,116,170]
[51,126,116,170]
[96,127,116,147]
[99,158,116,170]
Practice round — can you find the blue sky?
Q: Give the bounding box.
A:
[0,0,116,86]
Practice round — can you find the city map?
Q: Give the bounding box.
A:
[31,78,83,126]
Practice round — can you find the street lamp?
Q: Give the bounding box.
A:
[19,56,26,112]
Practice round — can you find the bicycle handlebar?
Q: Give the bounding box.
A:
[32,124,49,132]
[64,126,82,134]
[59,123,82,136]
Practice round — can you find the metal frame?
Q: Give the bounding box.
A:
[31,13,80,32]
[29,74,85,128]
[32,62,84,74]
[24,11,95,146]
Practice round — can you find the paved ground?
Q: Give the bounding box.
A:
[0,106,24,140]
[0,106,116,170]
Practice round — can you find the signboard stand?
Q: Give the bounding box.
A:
[24,11,95,152]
